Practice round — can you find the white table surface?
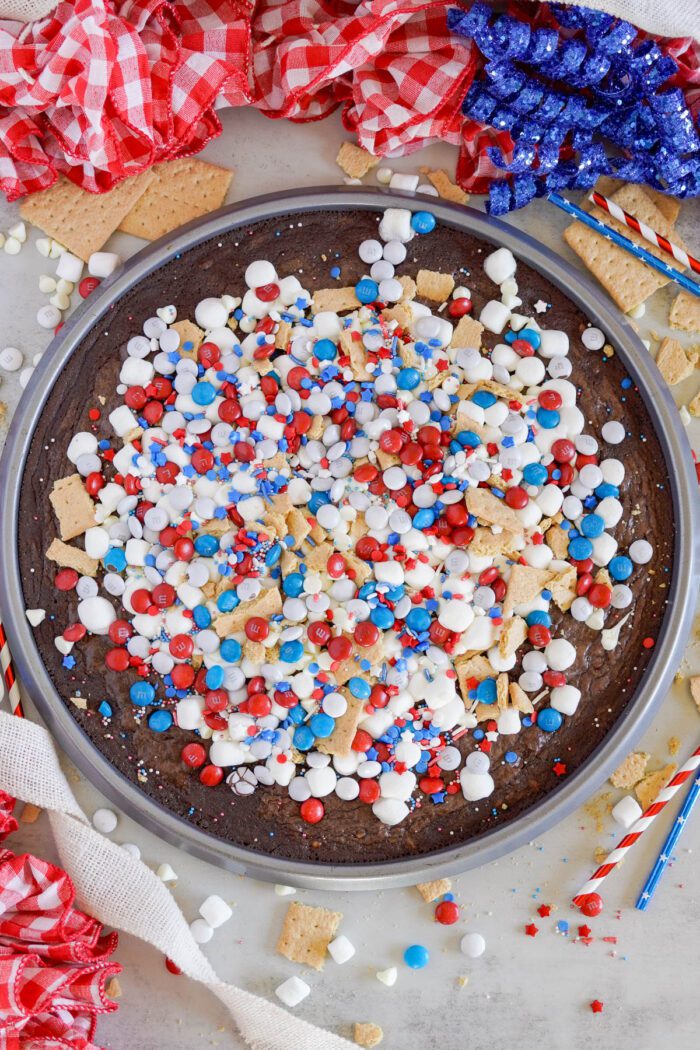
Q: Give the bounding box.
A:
[1,107,699,1050]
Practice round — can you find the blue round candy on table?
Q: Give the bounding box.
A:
[193,605,211,629]
[293,725,315,751]
[265,543,282,566]
[314,338,337,361]
[476,677,497,704]
[404,944,430,969]
[411,211,436,234]
[472,390,497,408]
[130,681,155,707]
[413,508,435,530]
[406,607,431,633]
[308,491,331,513]
[205,665,225,690]
[579,513,605,538]
[192,381,216,406]
[457,430,481,448]
[370,605,395,630]
[517,327,541,349]
[568,536,593,561]
[283,572,304,597]
[280,639,304,663]
[148,709,173,733]
[526,610,551,627]
[195,534,219,557]
[309,712,335,739]
[355,278,379,303]
[609,555,633,580]
[220,638,242,663]
[397,366,421,390]
[217,590,239,613]
[348,677,371,700]
[523,462,548,486]
[536,408,560,429]
[103,547,126,572]
[537,707,563,732]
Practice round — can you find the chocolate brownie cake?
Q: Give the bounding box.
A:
[19,203,673,865]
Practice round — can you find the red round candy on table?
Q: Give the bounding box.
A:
[199,764,224,787]
[55,568,79,591]
[448,297,472,317]
[245,616,269,641]
[492,577,507,601]
[287,366,309,391]
[142,400,164,425]
[203,711,228,732]
[307,621,332,646]
[152,583,176,609]
[354,462,378,484]
[355,536,380,561]
[400,442,423,466]
[504,486,529,509]
[417,425,441,447]
[173,537,195,561]
[247,676,265,695]
[579,893,603,917]
[79,276,101,298]
[156,462,179,485]
[151,377,172,399]
[255,282,280,302]
[170,634,194,659]
[326,553,346,579]
[452,525,474,546]
[420,777,444,794]
[63,623,87,643]
[588,583,612,608]
[528,623,551,648]
[354,621,379,648]
[327,635,353,661]
[551,438,575,463]
[131,588,152,614]
[159,526,178,548]
[171,663,195,690]
[379,429,403,454]
[435,900,460,925]
[165,957,182,975]
[352,729,372,753]
[105,648,130,672]
[274,689,297,709]
[576,573,593,596]
[300,798,324,824]
[108,620,132,645]
[358,779,380,804]
[543,670,566,688]
[538,389,562,410]
[479,567,499,586]
[85,472,105,497]
[191,448,214,474]
[198,341,221,367]
[125,386,147,410]
[429,620,451,644]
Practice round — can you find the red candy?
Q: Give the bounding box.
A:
[504,486,529,510]
[579,893,603,917]
[307,621,332,646]
[354,621,379,647]
[170,634,194,659]
[300,798,324,824]
[245,616,269,641]
[551,438,575,463]
[538,389,562,410]
[171,663,195,690]
[78,276,101,298]
[435,900,460,925]
[328,635,352,661]
[528,623,551,648]
[588,583,612,608]
[152,583,176,608]
[448,297,472,318]
[326,553,347,579]
[181,743,206,768]
[358,779,380,804]
[131,588,152,613]
[63,623,87,642]
[105,648,130,672]
[199,764,224,787]
[255,282,280,302]
[55,568,79,591]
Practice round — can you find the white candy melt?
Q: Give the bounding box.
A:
[275,976,310,1008]
[157,863,178,883]
[372,797,409,826]
[376,967,398,987]
[55,251,83,283]
[460,769,495,801]
[92,808,118,833]
[26,608,46,627]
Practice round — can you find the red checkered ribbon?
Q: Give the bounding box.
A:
[0,794,120,1049]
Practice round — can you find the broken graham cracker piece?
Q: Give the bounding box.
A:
[548,566,577,612]
[332,635,384,687]
[415,878,451,902]
[276,900,342,971]
[118,158,232,241]
[655,336,698,385]
[454,654,494,701]
[609,751,650,790]
[509,680,533,714]
[419,167,469,204]
[46,537,98,577]
[416,269,455,302]
[287,506,312,546]
[354,1022,383,1048]
[688,390,700,418]
[318,691,365,756]
[468,527,519,558]
[466,487,522,533]
[170,319,204,358]
[503,564,554,618]
[498,615,527,658]
[105,977,123,1000]
[496,672,509,709]
[564,183,689,313]
[313,286,361,314]
[19,802,42,824]
[450,314,484,350]
[690,676,700,713]
[635,764,676,811]
[669,289,700,333]
[21,171,155,261]
[49,475,96,541]
[340,327,372,381]
[214,587,282,637]
[336,141,378,179]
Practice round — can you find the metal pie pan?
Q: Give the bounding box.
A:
[1,187,698,890]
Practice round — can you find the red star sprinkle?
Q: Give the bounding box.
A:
[590,1000,604,1014]
[552,762,567,777]
[537,904,552,917]
[578,924,592,937]
[525,923,539,937]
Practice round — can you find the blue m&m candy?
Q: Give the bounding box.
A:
[148,709,173,733]
[355,278,379,303]
[410,211,436,234]
[348,677,371,700]
[579,513,605,538]
[370,605,395,630]
[220,639,242,663]
[130,681,155,706]
[283,572,304,597]
[536,408,560,429]
[404,944,430,968]
[537,707,563,732]
[205,665,225,690]
[217,590,239,612]
[609,555,633,580]
[293,725,315,751]
[314,338,337,361]
[476,677,497,704]
[309,712,335,739]
[568,536,593,561]
[192,381,216,406]
[193,605,211,629]
[280,639,304,663]
[104,547,126,572]
[406,607,431,633]
[397,367,420,390]
[195,534,219,556]
[523,462,548,486]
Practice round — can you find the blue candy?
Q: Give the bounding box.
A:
[536,407,560,429]
[472,390,497,408]
[148,709,173,733]
[193,605,211,629]
[537,707,563,732]
[406,607,431,633]
[130,681,155,706]
[609,555,633,580]
[411,211,436,234]
[98,701,113,718]
[103,547,127,572]
[265,543,282,566]
[195,534,219,557]
[217,590,240,613]
[293,725,315,751]
[595,482,619,499]
[287,704,306,726]
[308,491,331,514]
[413,508,436,529]
[220,639,242,663]
[314,338,337,361]
[476,677,497,704]
[568,536,593,560]
[523,462,548,486]
[309,712,335,739]
[403,944,430,969]
[283,572,305,597]
[517,327,541,350]
[371,606,395,630]
[192,381,216,406]
[397,367,421,390]
[280,639,304,663]
[348,677,371,700]
[205,665,225,690]
[457,429,481,448]
[579,513,605,538]
[355,278,379,303]
[526,610,551,627]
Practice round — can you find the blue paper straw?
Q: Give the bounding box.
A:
[547,191,700,299]
[636,772,700,910]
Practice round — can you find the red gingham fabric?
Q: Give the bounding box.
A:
[0,796,120,1050]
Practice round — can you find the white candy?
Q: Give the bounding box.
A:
[122,842,141,859]
[195,297,228,329]
[376,166,393,184]
[274,884,296,896]
[306,766,336,797]
[199,894,233,928]
[190,918,214,944]
[544,638,576,671]
[88,251,120,278]
[612,795,643,829]
[378,277,403,302]
[550,685,581,716]
[376,967,398,987]
[460,769,495,801]
[439,599,473,633]
[26,608,46,627]
[3,237,21,255]
[328,934,355,964]
[275,976,310,1008]
[37,304,61,329]
[372,797,409,826]
[108,404,138,437]
[602,420,625,444]
[78,596,116,635]
[92,808,118,833]
[56,251,83,283]
[582,326,605,350]
[359,238,383,264]
[389,172,419,192]
[479,299,510,334]
[383,240,407,265]
[484,247,516,285]
[611,584,633,609]
[538,330,569,358]
[460,932,486,958]
[378,208,414,244]
[629,539,653,564]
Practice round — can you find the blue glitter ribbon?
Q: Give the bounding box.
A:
[448,2,700,214]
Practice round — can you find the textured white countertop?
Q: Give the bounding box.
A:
[1,107,699,1050]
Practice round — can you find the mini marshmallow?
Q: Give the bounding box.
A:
[199,894,233,928]
[328,934,356,964]
[479,299,511,334]
[275,976,310,1008]
[56,251,84,283]
[389,172,419,192]
[484,247,516,285]
[612,795,643,829]
[88,252,120,278]
[378,208,414,244]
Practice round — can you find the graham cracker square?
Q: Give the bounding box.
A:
[450,314,484,350]
[21,171,155,261]
[118,158,233,241]
[416,269,455,302]
[313,287,361,314]
[276,901,343,970]
[49,475,96,541]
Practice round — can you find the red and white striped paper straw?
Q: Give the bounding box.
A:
[589,190,700,275]
[0,617,23,718]
[573,744,700,908]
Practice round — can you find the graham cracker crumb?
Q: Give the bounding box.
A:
[450,314,484,350]
[416,269,455,302]
[105,977,122,999]
[669,290,700,333]
[318,691,365,756]
[19,802,42,823]
[336,142,378,179]
[313,286,361,314]
[689,676,700,712]
[354,1022,383,1048]
[668,736,681,757]
[584,792,612,834]
[213,587,282,637]
[419,167,469,204]
[415,878,451,902]
[46,537,98,577]
[276,900,342,970]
